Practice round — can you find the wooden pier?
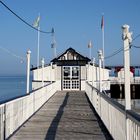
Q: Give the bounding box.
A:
[9,91,112,140]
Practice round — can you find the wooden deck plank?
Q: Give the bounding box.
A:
[9,91,112,140]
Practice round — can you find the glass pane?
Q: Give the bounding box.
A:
[72,67,79,79]
[64,67,70,79]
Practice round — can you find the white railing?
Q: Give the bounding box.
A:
[85,82,140,140]
[32,81,52,90]
[0,104,4,140]
[114,99,140,109]
[0,81,60,140]
[110,76,140,84]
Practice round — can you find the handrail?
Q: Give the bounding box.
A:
[0,81,59,139]
[85,81,140,140]
[30,81,55,93]
[127,110,140,125]
[86,81,140,119]
[0,94,29,105]
[0,81,55,105]
[100,92,126,114]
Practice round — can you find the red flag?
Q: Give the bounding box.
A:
[101,15,104,30]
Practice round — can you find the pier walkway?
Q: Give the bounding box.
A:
[9,91,112,140]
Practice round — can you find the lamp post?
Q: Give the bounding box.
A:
[26,50,31,94]
[122,24,132,110]
[122,24,132,140]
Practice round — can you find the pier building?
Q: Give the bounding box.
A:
[31,47,110,92]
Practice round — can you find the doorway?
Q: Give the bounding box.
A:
[62,66,80,90]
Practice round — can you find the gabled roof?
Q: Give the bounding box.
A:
[51,47,90,64]
[31,47,91,71]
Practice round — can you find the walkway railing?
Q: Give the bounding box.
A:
[85,82,140,140]
[0,81,60,140]
[110,76,140,84]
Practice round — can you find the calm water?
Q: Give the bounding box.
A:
[0,76,32,103]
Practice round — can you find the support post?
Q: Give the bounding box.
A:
[50,62,53,83]
[98,50,103,92]
[26,50,31,94]
[41,58,45,87]
[122,24,132,110]
[92,58,95,86]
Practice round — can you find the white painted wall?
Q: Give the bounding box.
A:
[81,66,86,80]
[32,63,110,91]
[33,65,58,81]
[33,65,62,82]
[110,68,137,84]
[118,68,133,78]
[86,64,110,91]
[55,66,61,80]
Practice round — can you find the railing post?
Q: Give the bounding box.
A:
[92,58,95,86]
[98,50,103,92]
[26,50,31,94]
[41,58,45,87]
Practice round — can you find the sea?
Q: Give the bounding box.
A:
[0,75,32,103]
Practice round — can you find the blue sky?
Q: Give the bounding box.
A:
[0,0,140,75]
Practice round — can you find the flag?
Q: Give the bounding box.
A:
[88,41,92,48]
[101,15,104,30]
[33,16,40,28]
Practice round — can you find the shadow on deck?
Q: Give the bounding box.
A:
[9,91,113,140]
[45,92,69,139]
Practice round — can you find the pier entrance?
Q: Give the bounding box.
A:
[63,66,80,90]
[50,48,91,91]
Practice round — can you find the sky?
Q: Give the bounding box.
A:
[0,0,140,75]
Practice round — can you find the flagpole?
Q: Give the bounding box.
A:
[33,14,40,80]
[51,28,57,58]
[36,13,40,69]
[102,24,105,68]
[37,25,40,68]
[101,14,105,68]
